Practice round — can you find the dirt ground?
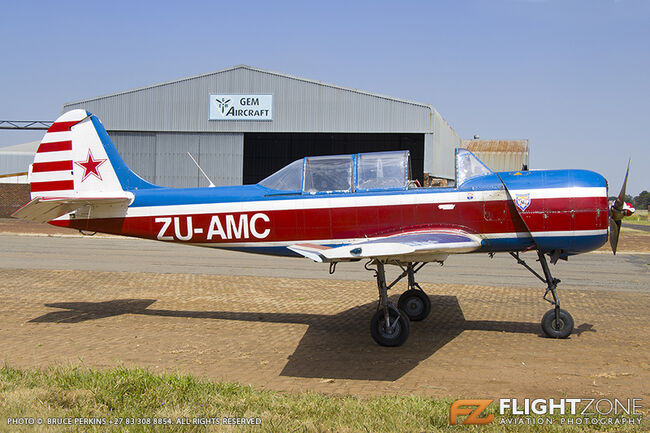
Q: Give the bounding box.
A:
[1,218,648,400]
[1,267,648,400]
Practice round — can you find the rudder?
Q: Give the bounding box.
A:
[29,110,157,200]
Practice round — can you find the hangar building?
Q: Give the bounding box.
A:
[62,65,461,188]
[461,139,529,172]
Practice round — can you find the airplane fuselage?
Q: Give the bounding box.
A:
[52,168,609,258]
[17,109,626,345]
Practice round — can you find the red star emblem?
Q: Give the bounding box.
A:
[75,149,107,182]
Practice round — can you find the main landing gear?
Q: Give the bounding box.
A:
[367,260,432,346]
[510,250,574,338]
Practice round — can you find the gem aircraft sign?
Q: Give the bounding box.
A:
[209,94,273,120]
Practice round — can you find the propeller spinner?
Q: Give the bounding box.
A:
[609,160,635,254]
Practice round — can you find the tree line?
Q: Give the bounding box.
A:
[609,191,650,210]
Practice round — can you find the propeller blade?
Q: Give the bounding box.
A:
[609,217,621,255]
[613,159,630,213]
[608,159,632,255]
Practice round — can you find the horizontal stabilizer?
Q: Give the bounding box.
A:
[11,194,132,223]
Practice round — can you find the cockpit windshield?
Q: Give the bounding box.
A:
[258,159,303,191]
[456,148,493,186]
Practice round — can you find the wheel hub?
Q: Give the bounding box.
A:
[406,298,424,315]
[379,318,400,339]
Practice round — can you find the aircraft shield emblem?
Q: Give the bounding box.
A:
[515,193,531,211]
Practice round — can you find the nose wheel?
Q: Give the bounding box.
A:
[541,308,574,339]
[510,250,575,339]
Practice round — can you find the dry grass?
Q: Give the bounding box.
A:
[0,364,645,432]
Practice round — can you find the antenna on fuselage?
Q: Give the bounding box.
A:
[186,152,215,187]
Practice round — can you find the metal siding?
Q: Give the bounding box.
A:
[198,133,243,187]
[110,132,156,183]
[155,133,200,188]
[61,66,463,180]
[462,140,530,172]
[63,66,434,133]
[423,133,434,174]
[149,133,243,188]
[0,153,33,175]
[471,151,528,172]
[430,110,459,179]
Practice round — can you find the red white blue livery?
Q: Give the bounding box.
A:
[13,110,633,346]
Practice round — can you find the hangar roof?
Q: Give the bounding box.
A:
[0,141,39,154]
[62,65,453,135]
[66,64,431,110]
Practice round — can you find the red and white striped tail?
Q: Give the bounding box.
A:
[29,110,86,197]
[29,109,124,200]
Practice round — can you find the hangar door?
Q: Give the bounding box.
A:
[243,133,424,185]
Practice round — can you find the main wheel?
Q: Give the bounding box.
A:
[541,308,574,338]
[398,290,431,321]
[370,307,410,347]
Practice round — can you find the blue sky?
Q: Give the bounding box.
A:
[1,0,648,195]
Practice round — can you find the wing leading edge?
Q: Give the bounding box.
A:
[288,229,483,263]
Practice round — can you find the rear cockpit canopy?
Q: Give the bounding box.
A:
[259,151,410,193]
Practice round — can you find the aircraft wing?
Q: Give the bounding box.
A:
[288,229,482,263]
[11,194,132,223]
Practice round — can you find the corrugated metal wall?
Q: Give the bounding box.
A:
[111,132,243,188]
[110,132,157,182]
[63,66,434,134]
[63,65,461,181]
[427,109,460,179]
[0,152,33,175]
[461,139,529,172]
[472,152,528,172]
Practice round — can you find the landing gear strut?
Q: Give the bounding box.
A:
[510,251,574,338]
[397,263,431,321]
[367,260,432,346]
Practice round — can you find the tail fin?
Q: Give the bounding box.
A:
[13,110,157,223]
[29,109,157,200]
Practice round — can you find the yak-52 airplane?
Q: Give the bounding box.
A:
[13,110,635,346]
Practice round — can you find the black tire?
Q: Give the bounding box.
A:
[541,308,574,338]
[398,290,431,321]
[370,307,410,347]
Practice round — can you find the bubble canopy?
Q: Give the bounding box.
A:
[258,151,411,194]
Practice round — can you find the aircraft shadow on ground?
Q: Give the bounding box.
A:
[29,296,591,381]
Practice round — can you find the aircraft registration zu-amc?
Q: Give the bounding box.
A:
[154,213,271,241]
[13,110,635,346]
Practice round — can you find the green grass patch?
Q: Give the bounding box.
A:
[0,364,645,432]
[624,210,649,225]
[623,218,650,226]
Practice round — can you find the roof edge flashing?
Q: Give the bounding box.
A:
[63,65,432,110]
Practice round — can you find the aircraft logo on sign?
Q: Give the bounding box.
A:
[215,97,231,114]
[209,94,273,120]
